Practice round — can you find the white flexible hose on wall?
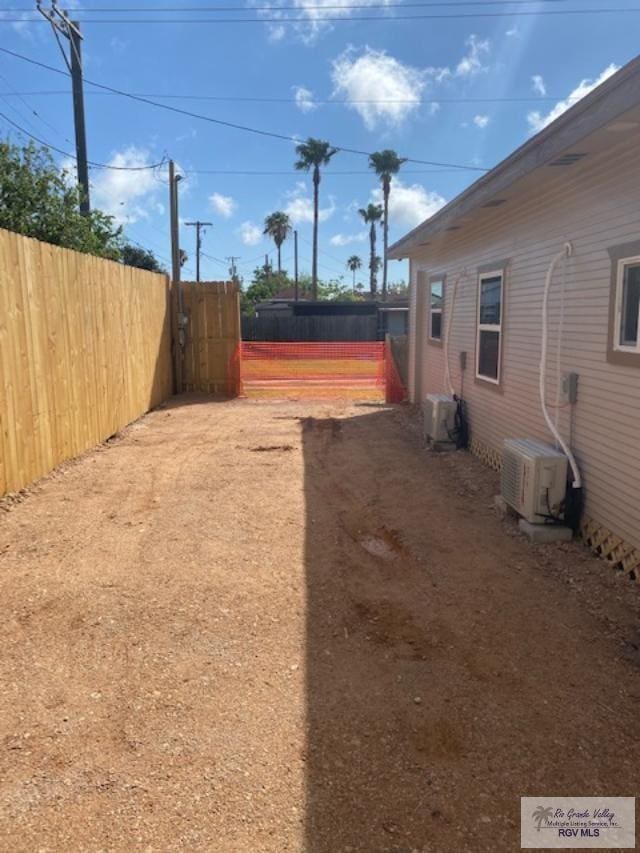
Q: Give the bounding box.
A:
[443,271,465,397]
[540,242,582,488]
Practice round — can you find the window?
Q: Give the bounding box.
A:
[614,257,640,352]
[429,279,443,341]
[476,270,504,383]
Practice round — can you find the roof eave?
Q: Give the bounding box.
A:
[388,53,640,260]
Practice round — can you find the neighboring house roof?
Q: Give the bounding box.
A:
[389,54,640,259]
[254,299,408,315]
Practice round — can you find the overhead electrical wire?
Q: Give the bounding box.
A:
[0,73,73,144]
[0,45,489,171]
[0,0,589,9]
[0,89,583,105]
[3,0,597,9]
[0,7,638,22]
[0,110,166,171]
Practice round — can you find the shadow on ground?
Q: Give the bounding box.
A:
[301,406,640,853]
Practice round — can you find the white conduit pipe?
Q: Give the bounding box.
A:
[443,271,465,397]
[540,242,582,488]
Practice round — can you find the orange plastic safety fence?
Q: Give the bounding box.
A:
[241,341,386,400]
[385,346,407,404]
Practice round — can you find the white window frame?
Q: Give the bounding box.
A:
[476,269,504,385]
[428,279,444,342]
[613,255,640,353]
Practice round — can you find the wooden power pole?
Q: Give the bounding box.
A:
[185,221,212,283]
[37,2,90,215]
[169,160,185,392]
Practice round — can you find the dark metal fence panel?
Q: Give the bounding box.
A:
[241,314,380,342]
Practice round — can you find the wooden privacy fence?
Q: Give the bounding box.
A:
[180,281,242,395]
[0,229,173,496]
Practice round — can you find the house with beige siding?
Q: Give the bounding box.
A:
[389,55,640,576]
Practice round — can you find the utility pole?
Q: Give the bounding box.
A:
[38,2,90,214]
[294,229,299,301]
[169,160,185,392]
[169,161,182,287]
[226,256,240,283]
[185,221,212,283]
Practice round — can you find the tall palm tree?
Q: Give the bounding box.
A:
[346,255,362,292]
[358,203,383,297]
[369,149,407,300]
[294,138,338,299]
[263,211,292,273]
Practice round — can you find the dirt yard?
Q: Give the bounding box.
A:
[1,396,639,852]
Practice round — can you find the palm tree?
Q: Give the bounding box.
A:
[294,138,338,299]
[346,255,362,292]
[263,211,292,273]
[369,149,407,300]
[358,203,383,297]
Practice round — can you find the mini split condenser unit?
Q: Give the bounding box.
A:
[423,394,457,444]
[501,438,568,524]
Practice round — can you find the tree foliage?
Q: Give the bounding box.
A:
[0,140,123,260]
[369,149,407,299]
[241,265,365,315]
[121,243,165,273]
[0,140,163,273]
[294,137,338,298]
[263,211,292,273]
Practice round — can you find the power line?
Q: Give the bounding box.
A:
[0,74,72,143]
[0,0,585,9]
[0,109,166,171]
[1,7,639,22]
[0,46,489,171]
[201,250,229,267]
[0,89,583,105]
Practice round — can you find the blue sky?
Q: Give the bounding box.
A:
[1,2,639,285]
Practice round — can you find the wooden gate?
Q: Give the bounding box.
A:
[179,281,241,395]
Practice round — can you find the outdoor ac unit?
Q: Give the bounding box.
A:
[423,394,457,444]
[501,438,568,524]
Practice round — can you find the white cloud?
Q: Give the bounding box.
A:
[238,221,262,246]
[371,180,446,228]
[527,63,619,134]
[506,26,519,37]
[429,34,491,84]
[330,231,367,247]
[110,37,128,53]
[284,183,335,224]
[267,23,286,41]
[176,127,197,143]
[331,47,426,130]
[531,74,546,97]
[292,85,317,113]
[473,114,490,128]
[259,0,393,43]
[455,34,490,77]
[91,146,160,225]
[209,192,237,218]
[0,10,38,39]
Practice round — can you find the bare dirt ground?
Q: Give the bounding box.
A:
[0,395,639,852]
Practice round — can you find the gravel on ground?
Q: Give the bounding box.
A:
[0,395,638,852]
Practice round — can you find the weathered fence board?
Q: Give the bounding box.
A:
[181,281,241,395]
[0,229,173,496]
[241,313,379,342]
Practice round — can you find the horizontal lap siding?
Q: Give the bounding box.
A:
[408,133,640,550]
